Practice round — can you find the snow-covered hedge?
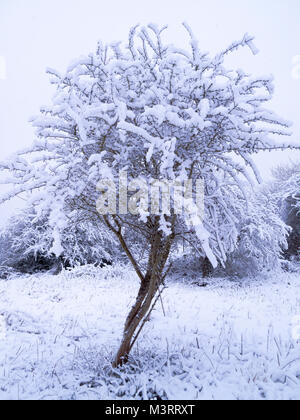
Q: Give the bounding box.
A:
[0,207,116,274]
[225,190,290,276]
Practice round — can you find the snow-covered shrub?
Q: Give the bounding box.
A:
[225,190,290,275]
[0,207,116,273]
[0,235,8,267]
[63,263,113,279]
[0,266,20,280]
[281,258,300,273]
[266,162,300,260]
[283,196,300,259]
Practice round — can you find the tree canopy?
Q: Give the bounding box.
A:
[0,24,297,365]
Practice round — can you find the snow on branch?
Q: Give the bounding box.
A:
[0,23,296,267]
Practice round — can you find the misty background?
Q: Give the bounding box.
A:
[0,0,299,226]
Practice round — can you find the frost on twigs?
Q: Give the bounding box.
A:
[0,23,295,268]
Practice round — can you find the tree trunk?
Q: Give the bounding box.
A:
[113,224,174,367]
[113,271,158,366]
[202,256,213,278]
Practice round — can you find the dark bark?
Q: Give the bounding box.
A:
[202,256,213,278]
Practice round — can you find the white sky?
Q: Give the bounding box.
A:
[0,0,300,223]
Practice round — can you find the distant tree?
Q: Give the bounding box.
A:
[225,188,290,275]
[0,24,297,366]
[269,162,300,259]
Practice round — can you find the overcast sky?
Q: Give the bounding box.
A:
[0,0,300,223]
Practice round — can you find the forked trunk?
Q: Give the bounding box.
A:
[113,272,158,366]
[113,224,174,367]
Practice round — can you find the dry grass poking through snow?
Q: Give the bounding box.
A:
[0,263,300,400]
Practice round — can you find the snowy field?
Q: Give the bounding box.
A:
[0,264,300,400]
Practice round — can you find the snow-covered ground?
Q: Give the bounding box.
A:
[0,264,300,400]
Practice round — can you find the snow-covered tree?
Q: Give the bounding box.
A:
[0,206,115,272]
[268,162,300,259]
[0,24,297,366]
[225,188,290,275]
